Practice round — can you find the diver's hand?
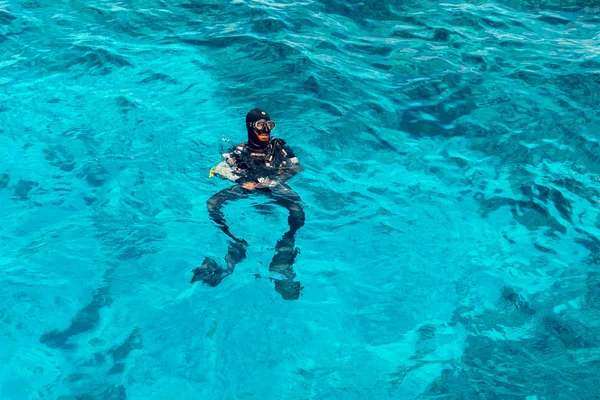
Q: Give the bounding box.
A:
[257,177,277,188]
[241,182,258,190]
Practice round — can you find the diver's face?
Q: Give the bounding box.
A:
[254,129,270,142]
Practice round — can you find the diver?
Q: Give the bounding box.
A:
[191,108,305,300]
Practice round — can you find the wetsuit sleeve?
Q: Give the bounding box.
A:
[213,145,249,183]
[277,145,301,182]
[212,159,240,182]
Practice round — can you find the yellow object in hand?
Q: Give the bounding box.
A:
[208,167,216,178]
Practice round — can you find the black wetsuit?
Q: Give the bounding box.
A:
[191,137,305,300]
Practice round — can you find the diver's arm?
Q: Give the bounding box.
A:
[212,160,241,182]
[256,144,302,187]
[212,147,253,184]
[255,159,300,188]
[277,154,302,183]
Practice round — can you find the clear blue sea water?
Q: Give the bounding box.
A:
[1,0,600,398]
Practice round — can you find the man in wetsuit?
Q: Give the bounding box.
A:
[191,108,305,300]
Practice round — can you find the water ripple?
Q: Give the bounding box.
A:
[1,0,600,398]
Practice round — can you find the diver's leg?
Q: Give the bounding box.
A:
[266,185,306,300]
[190,239,249,286]
[224,239,247,272]
[191,185,249,286]
[206,185,248,243]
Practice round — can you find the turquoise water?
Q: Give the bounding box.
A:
[2,0,600,398]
